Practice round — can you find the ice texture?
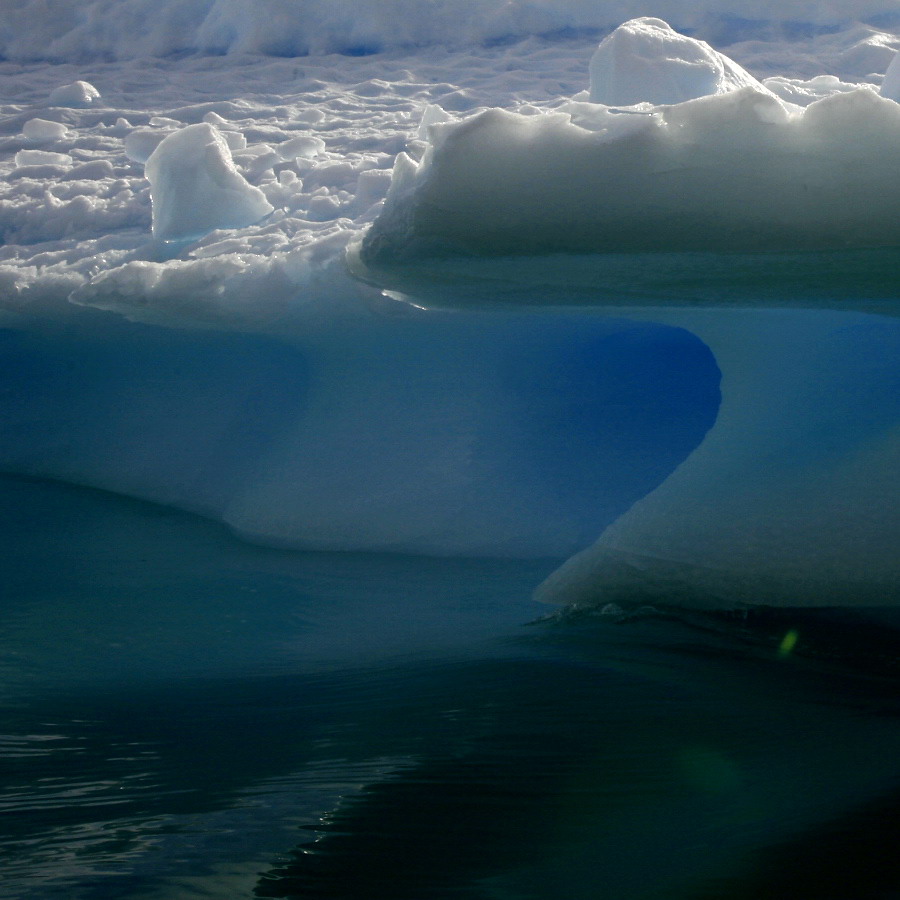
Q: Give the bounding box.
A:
[588,18,770,105]
[145,123,274,242]
[14,149,72,168]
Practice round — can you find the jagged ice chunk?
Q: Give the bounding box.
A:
[145,122,274,242]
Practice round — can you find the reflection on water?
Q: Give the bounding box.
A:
[4,474,900,899]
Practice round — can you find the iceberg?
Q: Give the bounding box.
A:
[353,20,900,610]
[5,7,900,899]
[1,12,899,611]
[361,85,900,262]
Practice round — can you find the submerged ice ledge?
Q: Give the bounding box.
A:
[0,312,720,560]
[534,309,900,610]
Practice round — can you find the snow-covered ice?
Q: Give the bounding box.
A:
[2,11,899,321]
[360,20,900,263]
[14,148,72,167]
[21,116,68,142]
[362,87,900,262]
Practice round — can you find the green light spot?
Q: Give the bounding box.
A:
[778,628,799,658]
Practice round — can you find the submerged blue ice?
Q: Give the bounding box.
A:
[0,309,718,559]
[4,279,899,609]
[535,305,900,608]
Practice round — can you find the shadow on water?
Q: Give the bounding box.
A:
[691,783,900,899]
[255,608,900,900]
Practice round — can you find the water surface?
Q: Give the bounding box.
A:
[4,474,900,899]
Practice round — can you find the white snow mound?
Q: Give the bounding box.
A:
[589,18,773,105]
[48,80,101,108]
[145,123,274,242]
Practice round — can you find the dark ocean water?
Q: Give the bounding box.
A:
[4,473,900,899]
